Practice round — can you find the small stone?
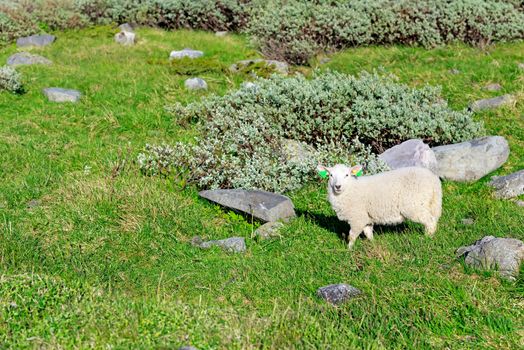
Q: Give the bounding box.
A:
[432,136,509,182]
[184,78,207,90]
[484,83,502,91]
[27,199,40,209]
[118,23,135,32]
[43,88,81,103]
[317,284,362,305]
[178,346,198,350]
[195,236,246,253]
[515,200,524,207]
[7,52,52,66]
[199,189,296,223]
[255,222,284,239]
[448,69,460,75]
[169,48,203,60]
[16,34,55,48]
[518,63,524,70]
[379,139,437,172]
[469,94,515,112]
[215,31,228,37]
[115,31,135,46]
[462,218,474,225]
[230,59,289,75]
[489,170,524,199]
[456,236,524,280]
[319,57,331,64]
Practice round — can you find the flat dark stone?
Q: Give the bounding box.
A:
[469,94,514,112]
[317,284,362,305]
[43,88,81,103]
[199,189,295,222]
[193,236,246,253]
[7,52,52,66]
[16,34,55,48]
[489,170,524,199]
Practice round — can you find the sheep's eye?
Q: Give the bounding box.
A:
[345,174,349,177]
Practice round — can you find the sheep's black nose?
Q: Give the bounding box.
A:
[334,185,341,190]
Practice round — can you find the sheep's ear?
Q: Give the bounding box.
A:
[317,165,328,173]
[317,165,329,179]
[350,165,363,177]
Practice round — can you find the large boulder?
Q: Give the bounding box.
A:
[199,189,295,223]
[379,139,437,171]
[489,170,524,199]
[115,31,135,45]
[16,34,55,48]
[456,236,524,280]
[317,284,362,305]
[229,59,289,75]
[169,48,203,60]
[7,52,52,66]
[469,94,515,112]
[192,236,246,253]
[43,88,81,103]
[432,136,509,182]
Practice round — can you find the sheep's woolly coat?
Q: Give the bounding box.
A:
[327,166,442,234]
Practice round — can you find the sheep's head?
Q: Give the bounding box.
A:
[317,164,362,195]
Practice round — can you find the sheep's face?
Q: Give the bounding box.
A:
[317,164,357,195]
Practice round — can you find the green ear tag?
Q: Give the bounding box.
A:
[319,170,328,179]
[351,166,363,177]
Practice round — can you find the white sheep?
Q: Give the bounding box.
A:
[317,164,442,249]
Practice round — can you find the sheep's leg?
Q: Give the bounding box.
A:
[347,226,364,250]
[416,210,438,237]
[363,225,374,240]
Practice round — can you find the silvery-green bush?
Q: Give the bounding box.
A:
[0,66,23,93]
[140,71,484,192]
[248,0,524,64]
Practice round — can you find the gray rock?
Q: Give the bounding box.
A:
[516,200,524,207]
[489,170,524,199]
[432,136,509,182]
[255,221,284,240]
[518,63,524,70]
[462,218,474,225]
[448,68,460,75]
[317,284,362,305]
[115,31,135,45]
[281,139,315,164]
[469,94,515,112]
[27,199,40,209]
[230,59,289,75]
[43,88,81,103]
[199,189,296,223]
[193,236,246,253]
[484,83,502,91]
[7,52,52,66]
[16,34,55,48]
[169,48,203,60]
[319,57,331,65]
[178,346,198,350]
[118,23,135,32]
[379,139,437,171]
[184,78,207,90]
[456,236,524,280]
[215,31,228,37]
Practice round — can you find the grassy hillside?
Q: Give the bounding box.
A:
[0,27,523,349]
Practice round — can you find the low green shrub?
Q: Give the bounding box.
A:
[0,66,23,93]
[248,0,524,64]
[140,71,484,192]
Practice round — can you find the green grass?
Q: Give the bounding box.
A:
[0,27,523,349]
